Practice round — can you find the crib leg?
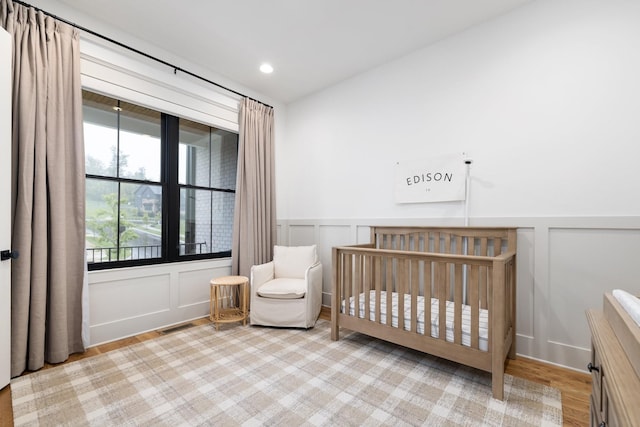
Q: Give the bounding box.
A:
[506,326,517,360]
[331,322,339,341]
[331,308,339,341]
[508,341,516,360]
[492,369,504,401]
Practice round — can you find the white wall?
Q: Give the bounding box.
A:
[280,0,640,371]
[282,0,640,220]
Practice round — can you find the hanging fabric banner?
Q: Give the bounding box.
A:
[395,153,466,203]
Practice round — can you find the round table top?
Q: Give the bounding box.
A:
[210,275,249,286]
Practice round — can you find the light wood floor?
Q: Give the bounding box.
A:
[0,311,591,426]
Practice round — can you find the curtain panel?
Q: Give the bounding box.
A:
[1,0,86,376]
[232,98,276,278]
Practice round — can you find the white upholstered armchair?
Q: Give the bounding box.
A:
[250,245,323,328]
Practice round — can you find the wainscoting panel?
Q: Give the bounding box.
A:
[357,225,372,244]
[90,273,171,326]
[177,266,228,309]
[318,225,353,306]
[276,223,283,246]
[548,228,640,347]
[88,259,232,346]
[516,228,535,339]
[288,224,316,246]
[89,272,171,345]
[278,217,640,371]
[511,227,536,359]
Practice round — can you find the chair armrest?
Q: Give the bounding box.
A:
[250,261,275,292]
[306,262,323,289]
[305,262,323,319]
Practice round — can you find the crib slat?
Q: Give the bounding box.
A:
[480,282,488,309]
[480,238,488,256]
[364,253,372,321]
[470,265,480,350]
[479,255,488,309]
[445,255,452,301]
[398,258,406,331]
[454,262,463,345]
[425,260,432,336]
[437,262,447,342]
[444,233,451,254]
[411,259,419,333]
[354,254,369,320]
[363,255,369,311]
[419,233,427,252]
[345,254,353,316]
[494,238,502,256]
[488,266,494,351]
[386,257,393,326]
[354,255,361,319]
[374,255,381,324]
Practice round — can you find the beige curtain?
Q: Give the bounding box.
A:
[232,98,276,278]
[1,0,86,376]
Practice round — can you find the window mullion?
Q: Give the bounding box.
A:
[164,114,180,262]
[115,104,121,262]
[209,130,213,254]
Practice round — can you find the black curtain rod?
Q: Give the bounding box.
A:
[11,0,273,109]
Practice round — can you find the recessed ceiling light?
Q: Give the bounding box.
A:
[259,63,274,74]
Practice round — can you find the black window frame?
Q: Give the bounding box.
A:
[84,92,237,271]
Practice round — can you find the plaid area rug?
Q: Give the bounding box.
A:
[11,320,562,426]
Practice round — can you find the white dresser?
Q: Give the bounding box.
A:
[586,293,640,426]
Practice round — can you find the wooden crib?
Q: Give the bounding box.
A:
[331,226,517,400]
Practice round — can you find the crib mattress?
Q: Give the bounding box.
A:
[343,291,489,351]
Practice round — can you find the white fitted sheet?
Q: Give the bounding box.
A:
[343,290,489,351]
[613,289,640,327]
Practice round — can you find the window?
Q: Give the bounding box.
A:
[178,119,238,256]
[83,90,238,269]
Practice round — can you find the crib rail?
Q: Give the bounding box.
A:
[372,226,516,257]
[331,245,516,370]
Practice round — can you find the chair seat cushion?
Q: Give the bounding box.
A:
[257,278,306,299]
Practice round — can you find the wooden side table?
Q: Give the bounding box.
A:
[209,275,249,330]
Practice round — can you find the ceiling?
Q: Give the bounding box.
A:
[55,0,534,104]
